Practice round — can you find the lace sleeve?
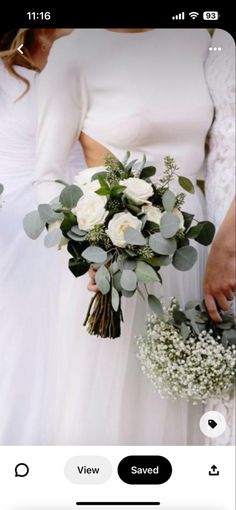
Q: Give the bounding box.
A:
[205,29,235,229]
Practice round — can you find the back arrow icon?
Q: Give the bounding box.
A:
[17,44,24,55]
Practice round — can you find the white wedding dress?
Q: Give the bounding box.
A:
[0,61,85,444]
[205,29,235,445]
[35,29,214,445]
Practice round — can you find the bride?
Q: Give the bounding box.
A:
[35,28,214,445]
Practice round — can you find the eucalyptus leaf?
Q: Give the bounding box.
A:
[91,171,107,181]
[149,232,177,255]
[95,266,111,295]
[160,212,180,239]
[68,258,90,278]
[44,228,62,248]
[122,151,131,166]
[194,221,215,246]
[124,227,146,246]
[120,269,137,292]
[121,288,136,298]
[172,246,198,271]
[138,154,147,172]
[111,261,119,274]
[217,321,235,331]
[148,295,164,320]
[182,212,194,230]
[67,231,86,241]
[38,204,63,223]
[222,330,236,345]
[181,322,190,340]
[111,286,120,311]
[55,179,68,186]
[126,159,138,171]
[60,185,83,208]
[152,255,172,266]
[71,226,87,236]
[185,300,202,311]
[113,271,122,292]
[23,210,45,239]
[123,259,137,270]
[136,261,159,283]
[140,166,156,180]
[173,309,187,325]
[82,246,107,264]
[178,176,195,194]
[162,189,176,212]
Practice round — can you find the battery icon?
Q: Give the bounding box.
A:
[203,11,219,20]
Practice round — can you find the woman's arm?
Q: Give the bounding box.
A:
[204,197,236,321]
[34,34,87,203]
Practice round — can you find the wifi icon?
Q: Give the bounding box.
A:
[189,11,199,19]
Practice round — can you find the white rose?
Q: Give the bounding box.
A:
[74,166,106,194]
[106,211,142,248]
[119,177,153,205]
[74,192,108,231]
[142,204,162,224]
[172,208,184,229]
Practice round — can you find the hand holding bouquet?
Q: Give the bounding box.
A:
[24,153,215,338]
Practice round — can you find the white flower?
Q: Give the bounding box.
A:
[172,208,184,229]
[142,204,162,224]
[120,177,153,204]
[106,211,142,248]
[74,192,108,231]
[74,166,106,194]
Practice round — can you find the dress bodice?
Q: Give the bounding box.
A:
[35,29,213,202]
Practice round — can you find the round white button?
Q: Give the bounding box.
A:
[199,411,227,438]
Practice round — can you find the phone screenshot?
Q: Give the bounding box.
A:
[0,6,235,510]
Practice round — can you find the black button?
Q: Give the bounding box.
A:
[117,455,172,485]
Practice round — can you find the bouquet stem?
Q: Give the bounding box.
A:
[83,290,123,339]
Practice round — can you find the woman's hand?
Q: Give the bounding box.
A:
[88,266,98,292]
[204,198,236,322]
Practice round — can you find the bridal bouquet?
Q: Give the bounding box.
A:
[23,153,215,338]
[137,299,236,403]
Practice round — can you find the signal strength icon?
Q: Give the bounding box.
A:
[189,11,199,19]
[172,12,185,20]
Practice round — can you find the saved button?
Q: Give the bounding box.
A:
[117,455,172,484]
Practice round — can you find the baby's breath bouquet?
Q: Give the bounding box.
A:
[137,299,236,403]
[23,153,215,338]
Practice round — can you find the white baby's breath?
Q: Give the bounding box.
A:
[137,307,236,404]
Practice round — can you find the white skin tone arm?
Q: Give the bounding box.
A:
[204,197,236,322]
